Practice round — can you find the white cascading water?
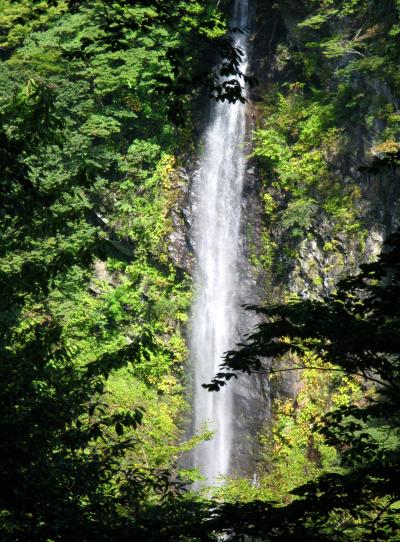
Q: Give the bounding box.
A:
[191,0,252,484]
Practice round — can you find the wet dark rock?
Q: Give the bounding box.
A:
[167,167,194,274]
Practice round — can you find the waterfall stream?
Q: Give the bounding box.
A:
[190,0,252,484]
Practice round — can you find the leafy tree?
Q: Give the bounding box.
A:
[0,0,255,120]
[0,65,163,541]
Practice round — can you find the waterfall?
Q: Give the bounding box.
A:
[190,0,252,484]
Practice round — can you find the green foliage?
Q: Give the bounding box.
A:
[251,85,363,268]
[280,197,317,237]
[0,0,67,50]
[253,87,341,192]
[299,0,400,92]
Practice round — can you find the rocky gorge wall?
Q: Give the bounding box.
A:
[166,0,400,488]
[250,0,400,300]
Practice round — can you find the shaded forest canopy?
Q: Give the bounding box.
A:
[0,0,400,541]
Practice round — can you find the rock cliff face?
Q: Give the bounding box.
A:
[167,166,194,275]
[247,0,400,301]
